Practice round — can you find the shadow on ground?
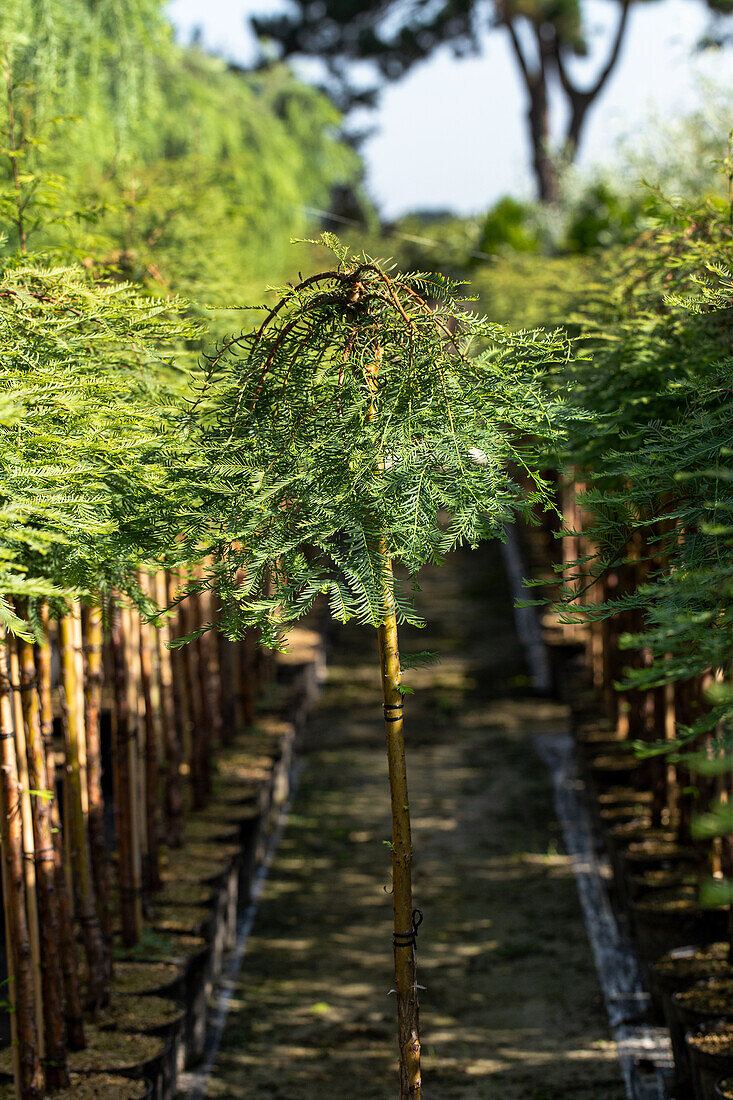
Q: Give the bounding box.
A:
[206,543,625,1099]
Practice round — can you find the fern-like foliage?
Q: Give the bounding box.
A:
[187,237,571,645]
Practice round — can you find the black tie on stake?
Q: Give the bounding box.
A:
[393,908,423,949]
[383,702,403,723]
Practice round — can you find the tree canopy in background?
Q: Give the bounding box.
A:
[0,0,361,325]
[253,0,733,202]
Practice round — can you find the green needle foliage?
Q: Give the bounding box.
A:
[189,236,571,643]
[0,253,200,633]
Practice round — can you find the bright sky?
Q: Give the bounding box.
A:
[167,0,732,218]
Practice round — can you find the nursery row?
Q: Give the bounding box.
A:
[0,579,321,1100]
[529,191,733,1099]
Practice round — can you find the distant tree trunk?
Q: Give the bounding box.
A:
[504,6,631,202]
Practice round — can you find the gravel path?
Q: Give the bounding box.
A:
[205,543,626,1098]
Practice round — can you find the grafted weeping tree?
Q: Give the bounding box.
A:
[191,236,568,1096]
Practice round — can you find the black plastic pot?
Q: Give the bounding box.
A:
[631,896,727,972]
[69,1034,172,1100]
[670,981,733,1095]
[651,944,733,1032]
[686,1020,733,1100]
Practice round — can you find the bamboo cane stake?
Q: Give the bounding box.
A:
[166,572,191,810]
[366,346,421,1097]
[123,607,147,908]
[35,610,85,1051]
[110,606,143,946]
[199,582,224,750]
[377,559,421,1099]
[179,590,206,810]
[156,573,184,847]
[217,629,236,747]
[137,582,161,893]
[16,626,69,1089]
[59,610,108,1010]
[7,639,44,1059]
[81,604,111,961]
[0,635,42,1099]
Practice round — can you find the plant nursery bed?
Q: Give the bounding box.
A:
[0,1027,166,1078]
[0,1073,152,1098]
[151,904,214,937]
[98,996,184,1033]
[112,961,184,998]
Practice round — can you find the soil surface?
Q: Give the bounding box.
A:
[206,543,625,1098]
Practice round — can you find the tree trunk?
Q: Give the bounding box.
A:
[81,605,112,965]
[59,611,108,1011]
[110,607,143,947]
[377,559,421,1099]
[16,627,69,1089]
[0,636,43,1099]
[156,573,184,847]
[528,77,559,204]
[35,609,85,1051]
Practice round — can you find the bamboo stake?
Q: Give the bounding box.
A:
[81,605,111,958]
[137,584,161,893]
[199,583,224,750]
[217,629,236,747]
[156,573,184,847]
[59,610,108,1010]
[377,565,421,1099]
[123,607,147,908]
[0,636,42,1099]
[16,625,69,1089]
[35,610,85,1051]
[367,347,421,1097]
[7,639,44,1059]
[110,607,143,946]
[179,592,206,810]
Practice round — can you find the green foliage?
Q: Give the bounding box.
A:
[0,253,201,632]
[189,237,571,644]
[478,197,541,256]
[0,2,361,315]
